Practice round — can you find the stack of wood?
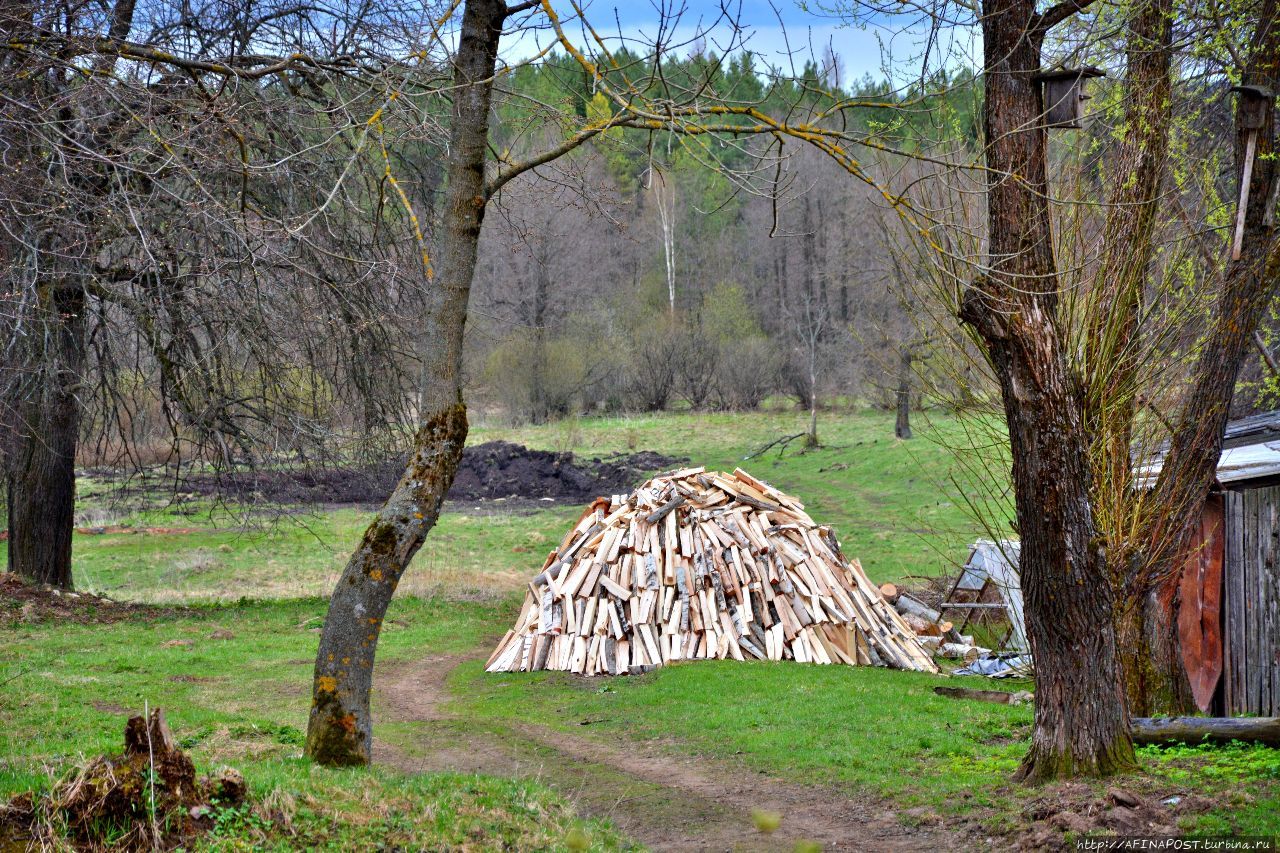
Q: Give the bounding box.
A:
[877,584,992,663]
[486,467,938,676]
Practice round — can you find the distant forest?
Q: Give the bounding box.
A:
[467,51,983,425]
[5,28,1265,475]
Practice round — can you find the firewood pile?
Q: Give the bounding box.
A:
[877,583,993,663]
[485,467,939,676]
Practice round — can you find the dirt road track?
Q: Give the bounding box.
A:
[374,653,966,852]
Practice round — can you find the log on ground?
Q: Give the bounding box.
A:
[1131,716,1280,748]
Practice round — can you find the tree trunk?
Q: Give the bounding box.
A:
[895,347,912,440]
[305,0,507,767]
[1076,0,1175,715]
[1140,0,1279,714]
[805,360,819,448]
[529,245,551,424]
[5,282,84,590]
[963,0,1136,781]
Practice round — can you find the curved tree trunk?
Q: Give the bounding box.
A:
[964,0,1136,781]
[5,282,85,590]
[1141,2,1279,714]
[304,0,507,767]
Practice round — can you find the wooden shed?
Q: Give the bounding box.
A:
[1144,411,1280,715]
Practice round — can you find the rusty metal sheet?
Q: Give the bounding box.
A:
[1179,494,1225,713]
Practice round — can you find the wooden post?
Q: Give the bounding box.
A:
[1230,85,1274,260]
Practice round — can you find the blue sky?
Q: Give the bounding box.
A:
[502,1,980,87]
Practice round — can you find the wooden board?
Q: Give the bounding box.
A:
[1178,493,1224,713]
[1222,484,1280,716]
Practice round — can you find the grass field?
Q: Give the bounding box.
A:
[0,597,629,850]
[72,504,582,603]
[5,408,1278,849]
[72,408,1006,602]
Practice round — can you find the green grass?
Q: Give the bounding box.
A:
[454,655,1033,812]
[1138,742,1280,836]
[195,767,630,851]
[1,596,627,850]
[72,505,580,603]
[0,597,497,777]
[471,408,1006,588]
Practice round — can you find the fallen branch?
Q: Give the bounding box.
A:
[933,685,1033,706]
[742,433,805,461]
[934,686,1016,704]
[1131,717,1280,748]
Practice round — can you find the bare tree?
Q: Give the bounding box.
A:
[1,0,441,587]
[653,170,678,315]
[304,0,989,766]
[892,0,1278,779]
[784,276,832,448]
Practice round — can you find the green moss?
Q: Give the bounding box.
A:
[303,691,368,768]
[365,521,399,559]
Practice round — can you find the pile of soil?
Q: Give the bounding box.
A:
[1,709,247,851]
[1012,782,1213,850]
[181,441,685,507]
[0,573,175,625]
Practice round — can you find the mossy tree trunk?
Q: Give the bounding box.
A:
[304,0,508,767]
[1140,0,1279,713]
[962,0,1137,782]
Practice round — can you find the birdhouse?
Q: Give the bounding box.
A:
[1229,85,1275,259]
[1035,66,1105,129]
[1231,85,1274,131]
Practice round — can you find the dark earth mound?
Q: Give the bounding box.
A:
[0,572,178,625]
[181,441,685,507]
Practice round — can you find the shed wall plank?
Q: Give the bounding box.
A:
[1246,487,1260,714]
[1225,491,1245,714]
[1264,484,1274,712]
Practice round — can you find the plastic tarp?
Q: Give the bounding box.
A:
[960,540,1028,653]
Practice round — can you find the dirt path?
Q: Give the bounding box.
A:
[374,653,966,852]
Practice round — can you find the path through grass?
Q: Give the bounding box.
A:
[10,409,1277,848]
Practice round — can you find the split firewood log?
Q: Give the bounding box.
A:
[938,643,980,662]
[485,468,938,677]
